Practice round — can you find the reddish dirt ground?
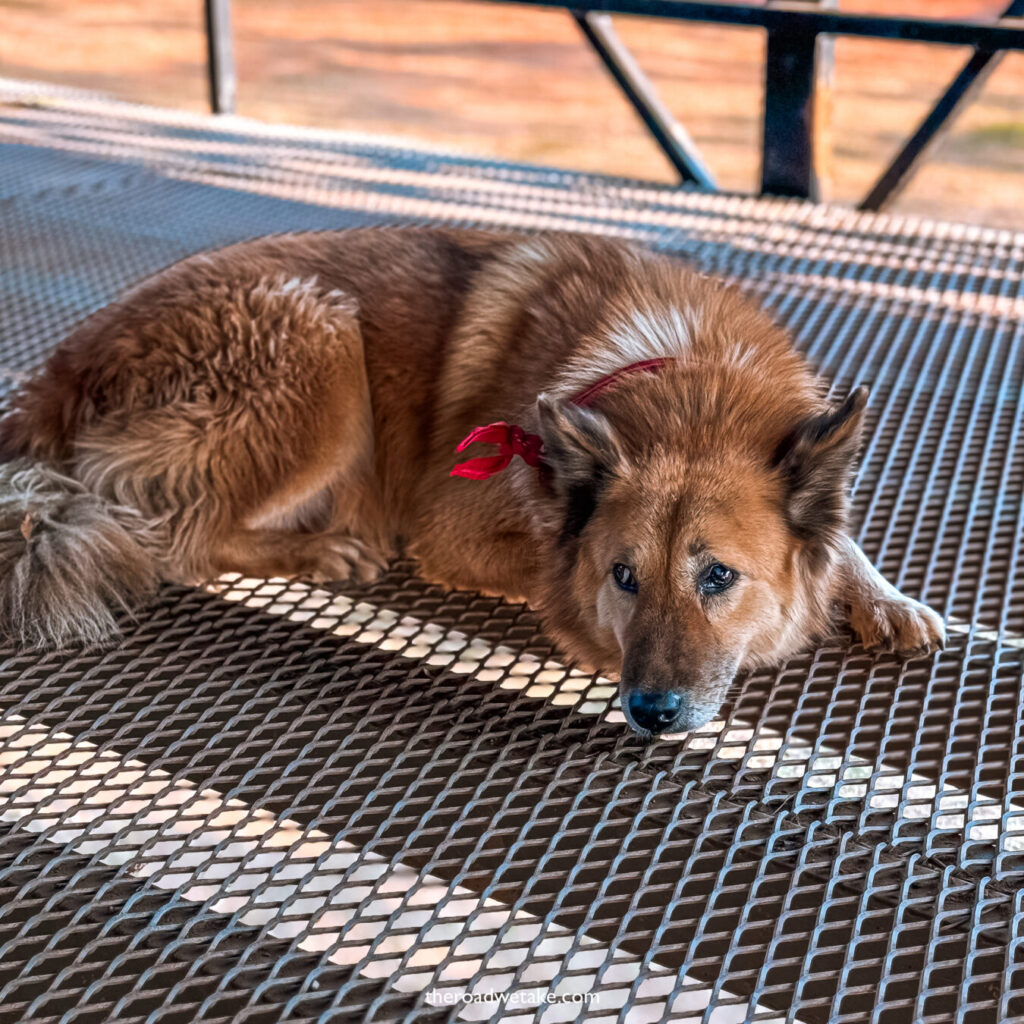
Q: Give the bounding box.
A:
[1,0,1022,228]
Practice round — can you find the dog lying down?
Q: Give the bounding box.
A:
[0,228,944,736]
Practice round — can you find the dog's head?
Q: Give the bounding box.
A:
[534,382,867,737]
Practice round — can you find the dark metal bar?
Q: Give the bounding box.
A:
[481,1,1024,50]
[204,0,237,115]
[761,14,827,200]
[573,12,716,189]
[860,0,1024,211]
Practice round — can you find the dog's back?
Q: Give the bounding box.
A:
[0,228,520,645]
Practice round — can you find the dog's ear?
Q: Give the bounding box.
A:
[773,386,868,547]
[536,395,625,538]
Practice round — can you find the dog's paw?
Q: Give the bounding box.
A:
[304,534,387,585]
[849,591,946,656]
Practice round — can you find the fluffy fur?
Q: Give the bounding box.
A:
[0,460,162,647]
[0,227,944,733]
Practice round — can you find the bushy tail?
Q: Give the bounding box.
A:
[0,459,163,648]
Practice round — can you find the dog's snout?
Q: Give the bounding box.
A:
[620,640,733,737]
[626,690,682,733]
[623,686,722,736]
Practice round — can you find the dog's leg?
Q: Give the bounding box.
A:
[212,528,386,583]
[69,274,389,589]
[836,535,945,653]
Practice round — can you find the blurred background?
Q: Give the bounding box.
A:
[1,0,1021,228]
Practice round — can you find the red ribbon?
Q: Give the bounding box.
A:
[450,422,545,480]
[450,358,672,482]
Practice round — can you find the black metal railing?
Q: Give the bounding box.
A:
[201,0,1024,208]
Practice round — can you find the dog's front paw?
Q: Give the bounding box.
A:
[849,591,946,656]
[305,534,387,585]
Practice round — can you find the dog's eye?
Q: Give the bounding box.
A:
[699,563,736,595]
[612,563,638,593]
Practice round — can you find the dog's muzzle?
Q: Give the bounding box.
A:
[624,689,717,736]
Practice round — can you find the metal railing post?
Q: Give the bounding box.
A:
[205,0,237,115]
[760,0,835,200]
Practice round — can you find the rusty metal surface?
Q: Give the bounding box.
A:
[1,85,1024,1023]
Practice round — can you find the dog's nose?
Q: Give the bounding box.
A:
[626,690,682,734]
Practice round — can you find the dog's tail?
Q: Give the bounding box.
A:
[0,457,163,648]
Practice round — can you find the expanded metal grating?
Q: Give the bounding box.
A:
[1,81,1024,1024]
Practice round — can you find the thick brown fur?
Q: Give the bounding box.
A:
[0,227,944,732]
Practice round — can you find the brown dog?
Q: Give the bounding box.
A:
[0,228,944,735]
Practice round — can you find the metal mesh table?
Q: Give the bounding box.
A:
[1,80,1023,1024]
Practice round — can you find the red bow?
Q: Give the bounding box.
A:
[450,422,546,480]
[451,357,672,482]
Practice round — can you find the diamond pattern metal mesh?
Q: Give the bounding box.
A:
[1,81,1023,1023]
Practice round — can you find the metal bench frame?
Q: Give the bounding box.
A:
[203,0,1024,208]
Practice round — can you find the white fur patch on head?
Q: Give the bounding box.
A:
[722,340,758,370]
[610,307,695,361]
[553,303,699,399]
